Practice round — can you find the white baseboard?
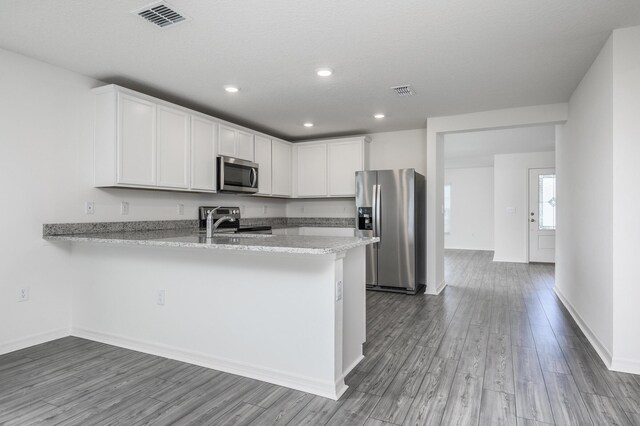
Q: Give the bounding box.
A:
[71,327,344,400]
[610,357,640,375]
[0,328,70,355]
[492,255,527,263]
[554,287,613,367]
[425,280,446,295]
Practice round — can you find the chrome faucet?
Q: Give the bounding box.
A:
[206,208,236,238]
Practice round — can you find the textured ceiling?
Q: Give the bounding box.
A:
[1,0,639,140]
[445,125,556,168]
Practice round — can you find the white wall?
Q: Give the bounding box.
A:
[444,167,494,251]
[493,152,555,263]
[555,35,614,362]
[368,128,426,175]
[556,25,640,373]
[0,48,289,352]
[611,25,640,372]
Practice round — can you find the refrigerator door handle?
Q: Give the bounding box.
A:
[372,184,378,240]
[375,184,381,247]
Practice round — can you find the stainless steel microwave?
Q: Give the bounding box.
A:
[217,156,259,193]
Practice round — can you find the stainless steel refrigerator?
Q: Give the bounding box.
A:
[355,169,426,294]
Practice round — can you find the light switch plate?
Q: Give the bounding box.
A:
[335,280,343,301]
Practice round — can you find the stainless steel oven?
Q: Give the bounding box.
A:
[217,156,259,193]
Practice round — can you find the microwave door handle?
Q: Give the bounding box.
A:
[250,168,258,188]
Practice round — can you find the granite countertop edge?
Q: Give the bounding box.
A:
[43,233,378,255]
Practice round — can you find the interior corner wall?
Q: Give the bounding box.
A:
[611,25,640,371]
[492,151,555,263]
[555,35,614,364]
[444,167,494,251]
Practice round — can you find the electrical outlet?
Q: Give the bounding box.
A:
[120,201,129,215]
[18,287,30,302]
[177,203,185,215]
[85,201,95,215]
[263,205,268,214]
[335,280,343,301]
[155,289,166,306]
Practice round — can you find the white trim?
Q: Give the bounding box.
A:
[425,280,446,295]
[553,287,613,367]
[71,327,345,400]
[0,328,70,355]
[342,354,364,380]
[610,357,640,375]
[492,256,528,263]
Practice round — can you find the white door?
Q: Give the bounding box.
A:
[529,168,556,263]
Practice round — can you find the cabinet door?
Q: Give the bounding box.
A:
[254,136,272,195]
[218,125,237,157]
[236,130,255,161]
[328,140,363,196]
[157,105,190,188]
[271,140,292,197]
[296,143,327,197]
[191,116,218,192]
[117,93,156,185]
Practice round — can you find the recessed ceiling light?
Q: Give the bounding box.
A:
[224,86,240,93]
[316,68,333,77]
[303,122,314,127]
[374,113,385,119]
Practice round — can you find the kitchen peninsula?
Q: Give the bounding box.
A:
[44,224,377,400]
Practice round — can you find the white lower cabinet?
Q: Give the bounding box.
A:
[190,116,218,192]
[254,136,272,195]
[271,140,292,197]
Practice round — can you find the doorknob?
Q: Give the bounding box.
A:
[530,218,536,222]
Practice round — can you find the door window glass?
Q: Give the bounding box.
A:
[538,174,556,230]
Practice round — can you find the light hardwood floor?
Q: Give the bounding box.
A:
[2,250,640,425]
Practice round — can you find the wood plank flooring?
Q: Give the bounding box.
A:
[2,250,640,425]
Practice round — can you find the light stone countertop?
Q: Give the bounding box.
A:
[44,228,378,255]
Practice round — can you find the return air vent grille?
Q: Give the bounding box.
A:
[134,2,189,28]
[391,85,416,97]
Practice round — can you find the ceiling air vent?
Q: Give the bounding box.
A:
[391,85,416,97]
[133,2,189,28]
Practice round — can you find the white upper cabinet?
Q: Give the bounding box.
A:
[328,139,365,196]
[218,125,255,161]
[271,140,292,197]
[254,136,272,195]
[117,93,156,186]
[190,115,218,192]
[157,105,190,189]
[236,131,255,161]
[295,143,328,197]
[293,137,369,198]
